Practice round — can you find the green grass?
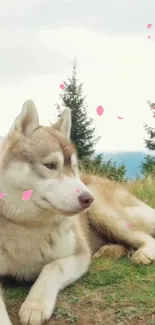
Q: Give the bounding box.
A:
[5,257,155,324]
[126,176,155,208]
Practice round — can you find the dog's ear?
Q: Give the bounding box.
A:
[53,108,71,139]
[10,100,39,136]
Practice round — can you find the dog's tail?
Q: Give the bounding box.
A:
[0,284,12,325]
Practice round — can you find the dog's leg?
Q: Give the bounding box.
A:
[0,285,13,325]
[93,244,128,259]
[99,230,155,265]
[92,230,155,265]
[19,252,90,325]
[129,231,155,265]
[89,212,155,264]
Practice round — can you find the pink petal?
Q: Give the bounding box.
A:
[148,36,151,39]
[22,189,33,201]
[60,83,65,90]
[117,116,123,119]
[0,192,7,199]
[147,23,152,28]
[96,105,104,116]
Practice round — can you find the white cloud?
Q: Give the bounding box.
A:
[0,22,155,152]
[0,29,70,82]
[0,0,154,37]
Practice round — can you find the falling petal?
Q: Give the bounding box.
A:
[96,105,104,116]
[147,23,152,28]
[0,193,7,199]
[60,83,65,90]
[22,189,33,201]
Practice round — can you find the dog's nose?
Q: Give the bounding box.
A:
[78,192,94,209]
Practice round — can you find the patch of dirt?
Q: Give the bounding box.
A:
[6,292,154,325]
[7,295,116,325]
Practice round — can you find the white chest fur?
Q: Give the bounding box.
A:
[0,218,77,280]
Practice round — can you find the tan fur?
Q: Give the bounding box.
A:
[0,100,155,325]
[93,244,128,259]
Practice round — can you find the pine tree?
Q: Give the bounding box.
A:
[55,60,126,181]
[56,59,100,159]
[55,103,62,118]
[141,155,155,177]
[144,101,155,150]
[141,101,155,177]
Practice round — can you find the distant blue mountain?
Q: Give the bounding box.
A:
[101,151,147,180]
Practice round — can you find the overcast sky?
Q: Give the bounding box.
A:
[0,0,155,152]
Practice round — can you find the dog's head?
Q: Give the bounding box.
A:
[0,100,94,222]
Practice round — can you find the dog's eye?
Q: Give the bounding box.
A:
[44,162,57,170]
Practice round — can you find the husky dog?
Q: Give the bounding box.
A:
[1,100,155,325]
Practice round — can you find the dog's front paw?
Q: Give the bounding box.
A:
[131,249,155,265]
[19,299,52,325]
